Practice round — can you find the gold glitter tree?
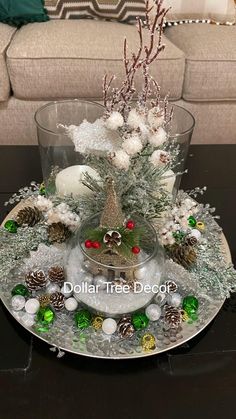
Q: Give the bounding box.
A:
[100,178,125,229]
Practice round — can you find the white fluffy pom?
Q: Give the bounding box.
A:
[112,149,130,171]
[149,150,170,167]
[122,135,143,156]
[127,109,145,129]
[147,107,165,129]
[35,196,53,212]
[105,112,124,130]
[148,127,167,147]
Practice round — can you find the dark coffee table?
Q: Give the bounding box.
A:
[0,145,236,419]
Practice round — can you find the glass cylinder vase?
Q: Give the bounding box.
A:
[35,99,105,195]
[166,104,195,198]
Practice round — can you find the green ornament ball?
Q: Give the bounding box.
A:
[182,295,199,316]
[11,284,30,297]
[75,309,92,330]
[131,312,149,330]
[36,306,55,325]
[188,216,197,228]
[4,219,18,233]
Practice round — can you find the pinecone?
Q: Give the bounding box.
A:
[185,235,198,246]
[16,206,42,227]
[50,292,65,310]
[48,222,70,243]
[164,305,181,328]
[117,316,135,338]
[48,266,65,285]
[38,294,51,307]
[25,269,47,291]
[165,280,178,293]
[167,243,197,268]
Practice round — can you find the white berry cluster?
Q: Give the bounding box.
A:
[35,198,80,231]
[159,198,199,246]
[105,106,168,171]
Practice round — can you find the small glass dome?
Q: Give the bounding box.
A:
[65,213,164,318]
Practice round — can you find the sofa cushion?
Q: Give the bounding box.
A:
[0,23,16,102]
[7,20,185,101]
[165,24,236,101]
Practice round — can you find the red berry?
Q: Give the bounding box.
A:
[132,246,140,254]
[85,240,92,248]
[126,220,135,230]
[92,241,101,249]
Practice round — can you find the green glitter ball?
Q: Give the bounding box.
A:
[173,230,185,242]
[36,306,55,325]
[188,216,197,228]
[4,219,18,233]
[11,284,30,297]
[75,309,92,330]
[182,295,199,316]
[131,312,149,330]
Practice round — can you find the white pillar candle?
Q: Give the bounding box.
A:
[161,169,176,194]
[55,165,99,197]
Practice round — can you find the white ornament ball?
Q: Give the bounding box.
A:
[93,274,108,290]
[122,135,143,156]
[11,295,26,311]
[102,318,117,335]
[168,292,182,308]
[61,283,73,298]
[105,111,124,130]
[145,304,162,321]
[21,313,35,327]
[190,229,201,240]
[81,272,94,285]
[25,298,40,314]
[65,297,78,311]
[46,283,61,294]
[134,266,147,280]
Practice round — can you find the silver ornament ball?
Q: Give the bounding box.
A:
[11,295,26,311]
[145,304,162,321]
[102,318,117,335]
[61,282,73,298]
[65,297,78,311]
[25,298,40,314]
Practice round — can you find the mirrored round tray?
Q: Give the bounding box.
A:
[0,203,231,360]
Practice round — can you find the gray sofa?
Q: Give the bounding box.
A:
[0,20,235,145]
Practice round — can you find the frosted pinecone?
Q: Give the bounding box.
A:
[47,222,70,243]
[50,292,65,310]
[164,305,181,328]
[16,206,42,227]
[117,316,135,338]
[25,269,47,291]
[48,266,65,285]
